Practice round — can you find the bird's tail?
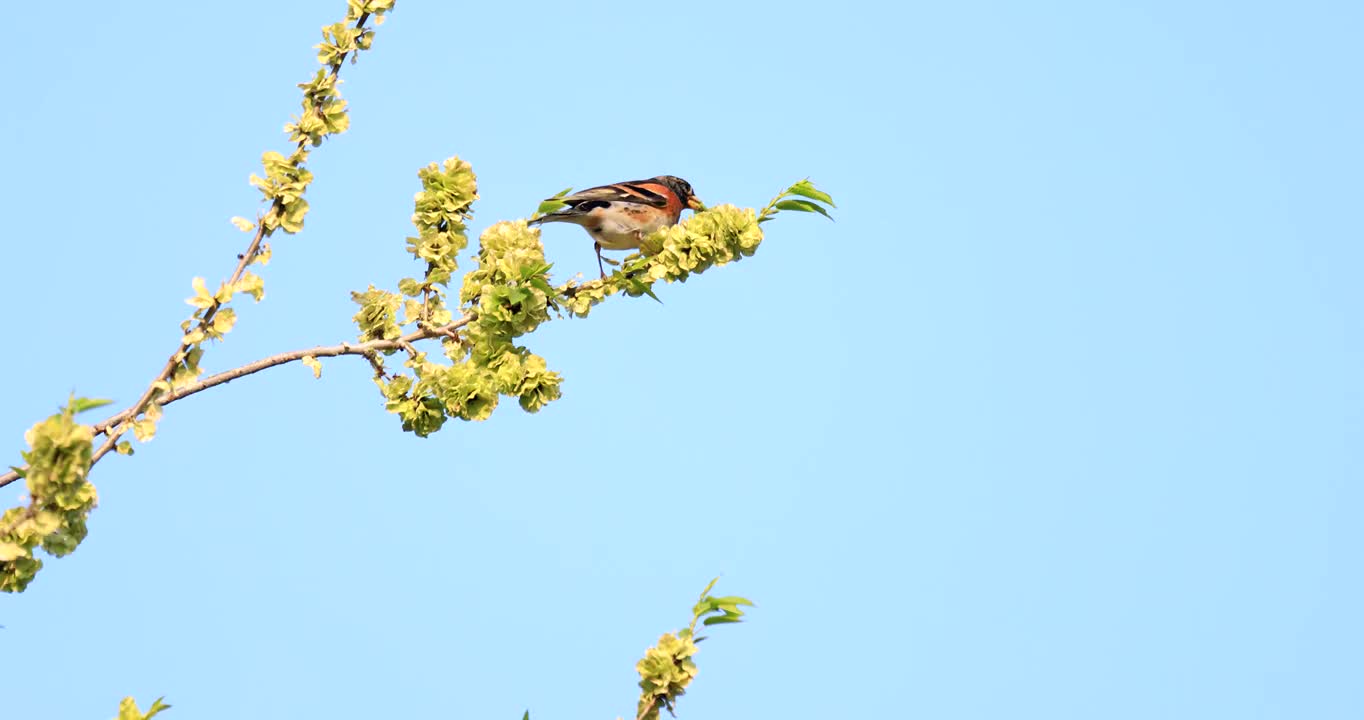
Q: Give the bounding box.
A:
[528,209,584,226]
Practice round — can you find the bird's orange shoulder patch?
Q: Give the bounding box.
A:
[626,182,683,215]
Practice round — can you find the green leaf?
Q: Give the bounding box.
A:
[212,307,238,335]
[398,277,424,297]
[115,441,134,456]
[707,596,754,607]
[235,272,266,302]
[773,199,833,220]
[699,577,720,597]
[518,262,553,280]
[31,511,61,536]
[185,276,215,309]
[0,542,25,562]
[787,180,836,207]
[117,696,172,720]
[702,615,743,626]
[534,200,567,216]
[70,397,113,414]
[533,187,573,217]
[529,277,556,296]
[132,419,157,442]
[302,355,323,379]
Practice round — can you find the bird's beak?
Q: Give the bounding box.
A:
[687,196,706,211]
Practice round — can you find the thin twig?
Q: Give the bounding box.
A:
[13,12,377,488]
[0,315,473,490]
[362,351,389,379]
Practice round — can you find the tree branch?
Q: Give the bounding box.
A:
[88,11,374,458]
[7,11,379,492]
[0,315,473,490]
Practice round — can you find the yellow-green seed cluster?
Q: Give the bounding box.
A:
[357,163,835,439]
[0,401,99,592]
[1,0,398,594]
[355,161,564,436]
[553,204,764,318]
[634,579,754,720]
[115,696,170,720]
[636,633,700,720]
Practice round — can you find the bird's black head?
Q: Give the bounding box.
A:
[654,175,703,210]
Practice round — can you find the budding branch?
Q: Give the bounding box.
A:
[0,315,472,490]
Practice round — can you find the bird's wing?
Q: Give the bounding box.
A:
[554,180,671,209]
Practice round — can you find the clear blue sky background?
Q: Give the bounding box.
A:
[1,1,1360,718]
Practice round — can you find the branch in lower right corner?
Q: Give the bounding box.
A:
[633,579,754,720]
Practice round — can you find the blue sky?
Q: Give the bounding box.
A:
[2,1,1361,718]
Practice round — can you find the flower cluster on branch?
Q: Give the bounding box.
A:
[4,1,824,718]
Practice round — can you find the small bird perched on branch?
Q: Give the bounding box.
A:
[528,175,704,278]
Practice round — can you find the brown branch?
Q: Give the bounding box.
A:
[85,12,376,467]
[34,12,378,486]
[0,315,473,490]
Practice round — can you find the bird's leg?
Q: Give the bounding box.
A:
[595,242,606,279]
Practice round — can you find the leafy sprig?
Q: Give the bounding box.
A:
[117,696,171,720]
[757,178,836,223]
[634,579,754,720]
[1,0,396,591]
[0,396,104,592]
[354,167,834,436]
[0,1,835,598]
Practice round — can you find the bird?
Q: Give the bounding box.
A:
[528,175,703,278]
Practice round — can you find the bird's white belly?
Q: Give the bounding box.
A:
[589,203,673,250]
